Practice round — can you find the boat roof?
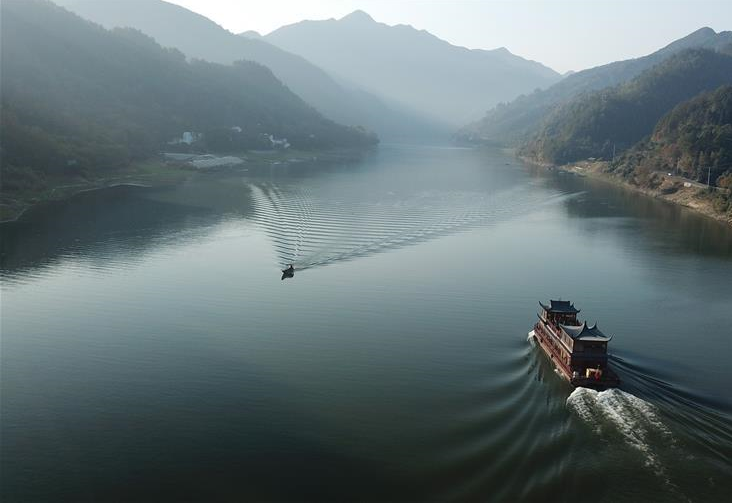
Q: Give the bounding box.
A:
[539,300,580,314]
[559,321,612,342]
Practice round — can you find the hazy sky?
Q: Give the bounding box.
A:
[166,0,731,73]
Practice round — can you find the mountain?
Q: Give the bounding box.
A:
[265,10,562,126]
[0,0,376,192]
[239,30,263,39]
[54,0,445,140]
[519,49,732,165]
[612,85,732,191]
[462,27,732,145]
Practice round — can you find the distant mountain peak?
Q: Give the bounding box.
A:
[266,13,560,126]
[341,10,374,23]
[238,30,262,39]
[661,26,729,53]
[691,26,717,36]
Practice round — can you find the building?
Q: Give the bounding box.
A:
[268,134,290,150]
[168,131,202,145]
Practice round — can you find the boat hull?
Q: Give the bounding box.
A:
[529,325,620,390]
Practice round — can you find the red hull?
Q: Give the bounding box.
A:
[531,323,620,389]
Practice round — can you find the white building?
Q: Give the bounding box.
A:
[268,134,290,149]
[168,131,202,145]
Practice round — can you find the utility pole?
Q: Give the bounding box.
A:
[707,165,712,187]
[612,144,616,163]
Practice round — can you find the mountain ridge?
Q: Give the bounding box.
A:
[519,48,732,165]
[1,0,376,194]
[461,26,732,145]
[265,11,561,126]
[54,0,445,140]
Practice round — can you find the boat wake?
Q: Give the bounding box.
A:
[250,183,569,272]
[567,387,674,478]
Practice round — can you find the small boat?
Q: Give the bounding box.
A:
[281,264,295,280]
[530,300,620,389]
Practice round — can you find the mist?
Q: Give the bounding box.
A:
[2,1,732,502]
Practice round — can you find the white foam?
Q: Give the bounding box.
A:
[567,388,673,477]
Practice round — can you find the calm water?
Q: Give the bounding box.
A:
[2,145,731,502]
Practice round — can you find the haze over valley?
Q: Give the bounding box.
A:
[2,1,732,502]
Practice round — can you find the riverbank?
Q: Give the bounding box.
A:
[0,148,373,223]
[520,156,732,226]
[0,160,188,223]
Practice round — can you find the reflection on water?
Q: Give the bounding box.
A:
[1,145,732,502]
[526,166,732,258]
[0,180,254,280]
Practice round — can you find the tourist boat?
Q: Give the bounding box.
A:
[529,300,620,389]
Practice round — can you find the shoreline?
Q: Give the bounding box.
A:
[7,146,729,227]
[518,155,732,227]
[1,182,155,224]
[0,147,373,224]
[0,163,188,224]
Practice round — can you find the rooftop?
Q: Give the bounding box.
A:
[540,300,580,314]
[559,322,612,342]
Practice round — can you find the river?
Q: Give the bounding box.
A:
[2,145,731,502]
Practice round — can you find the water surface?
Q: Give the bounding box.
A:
[2,145,731,501]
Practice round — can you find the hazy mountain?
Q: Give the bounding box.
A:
[239,30,263,39]
[1,0,376,192]
[462,27,732,145]
[54,0,446,140]
[520,49,732,165]
[265,10,562,126]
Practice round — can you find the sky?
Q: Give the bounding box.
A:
[166,0,732,73]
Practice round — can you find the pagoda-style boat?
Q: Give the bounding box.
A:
[529,300,620,389]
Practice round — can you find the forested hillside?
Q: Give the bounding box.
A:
[0,0,376,194]
[56,0,448,140]
[611,85,732,197]
[460,27,732,145]
[519,49,732,165]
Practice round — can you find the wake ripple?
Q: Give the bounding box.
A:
[250,183,570,272]
[567,388,674,477]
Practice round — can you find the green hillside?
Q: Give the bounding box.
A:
[519,49,732,165]
[609,85,732,214]
[55,0,449,141]
[0,0,376,193]
[459,27,732,145]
